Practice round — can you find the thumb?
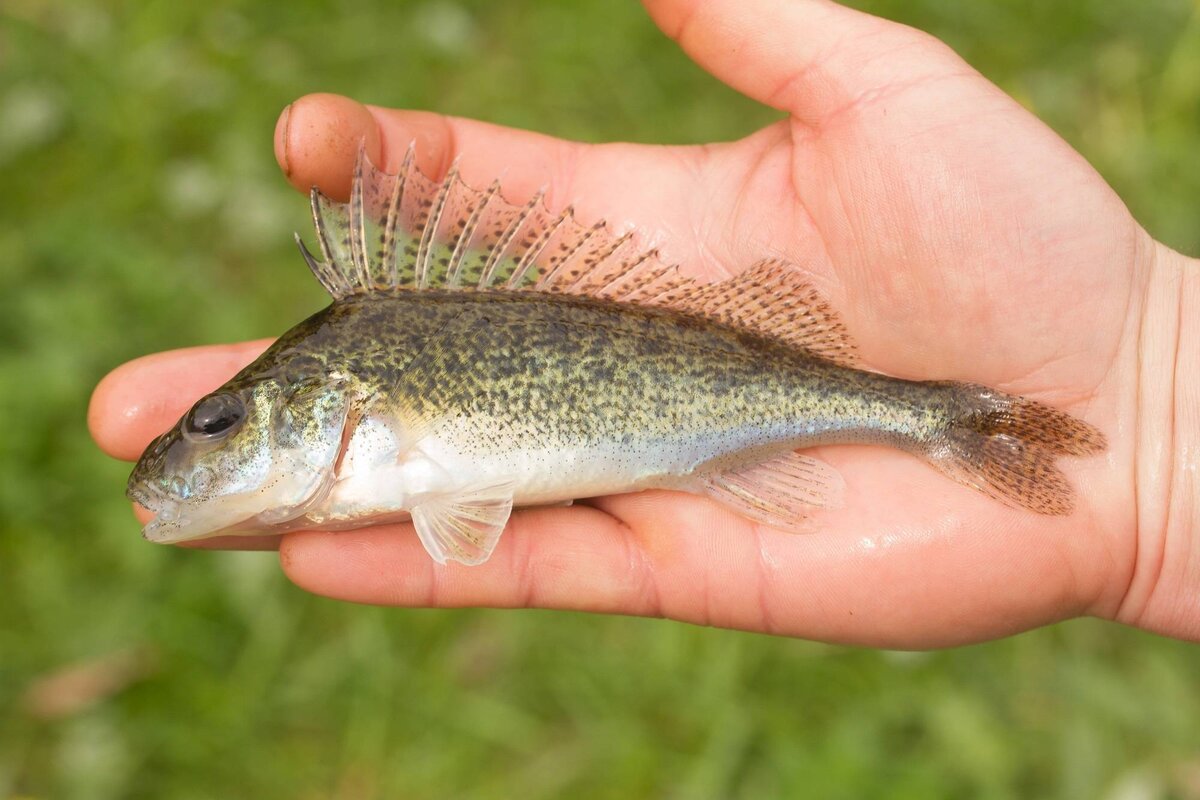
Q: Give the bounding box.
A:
[641,0,973,126]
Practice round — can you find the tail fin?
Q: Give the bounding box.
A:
[932,385,1106,515]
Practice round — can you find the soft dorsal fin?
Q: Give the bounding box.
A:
[650,259,856,365]
[295,145,856,364]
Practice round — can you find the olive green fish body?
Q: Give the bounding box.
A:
[273,290,929,501]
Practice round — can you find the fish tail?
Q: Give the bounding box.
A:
[929,384,1105,515]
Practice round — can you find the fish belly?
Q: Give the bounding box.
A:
[408,433,700,508]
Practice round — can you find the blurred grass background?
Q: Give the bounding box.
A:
[2,0,1199,797]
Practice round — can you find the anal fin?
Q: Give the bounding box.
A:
[411,481,515,566]
[697,452,844,533]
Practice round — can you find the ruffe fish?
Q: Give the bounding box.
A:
[127,147,1106,565]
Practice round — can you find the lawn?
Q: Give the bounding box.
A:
[1,1,1198,797]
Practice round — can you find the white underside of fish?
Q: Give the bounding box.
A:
[277,406,842,564]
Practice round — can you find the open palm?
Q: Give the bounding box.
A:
[91,0,1196,646]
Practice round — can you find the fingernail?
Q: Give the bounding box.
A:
[274,102,293,178]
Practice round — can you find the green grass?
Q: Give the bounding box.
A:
[2,1,1198,797]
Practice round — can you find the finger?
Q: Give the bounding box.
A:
[273,91,696,227]
[88,340,272,460]
[278,470,1103,647]
[274,93,384,199]
[641,0,971,127]
[278,492,785,627]
[279,503,670,618]
[178,536,281,551]
[272,92,780,275]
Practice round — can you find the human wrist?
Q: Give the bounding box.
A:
[1124,240,1199,639]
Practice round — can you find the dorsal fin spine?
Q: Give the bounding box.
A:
[536,219,605,290]
[583,246,655,295]
[506,205,574,289]
[565,230,638,296]
[349,149,370,291]
[445,179,499,288]
[310,188,335,267]
[381,145,414,289]
[308,189,352,298]
[416,159,459,289]
[581,249,656,298]
[295,233,338,297]
[478,190,542,289]
[610,263,675,302]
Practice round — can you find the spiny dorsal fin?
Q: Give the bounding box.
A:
[295,146,856,363]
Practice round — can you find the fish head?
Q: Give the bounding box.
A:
[127,372,352,543]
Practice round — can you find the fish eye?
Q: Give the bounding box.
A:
[183,393,245,441]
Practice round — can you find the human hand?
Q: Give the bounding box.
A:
[89,0,1198,646]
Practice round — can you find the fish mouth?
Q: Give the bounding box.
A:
[126,480,192,542]
[126,471,330,545]
[126,480,164,512]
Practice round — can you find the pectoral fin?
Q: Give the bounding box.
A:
[411,482,515,566]
[697,452,844,533]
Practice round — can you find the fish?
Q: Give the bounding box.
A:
[127,146,1106,565]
